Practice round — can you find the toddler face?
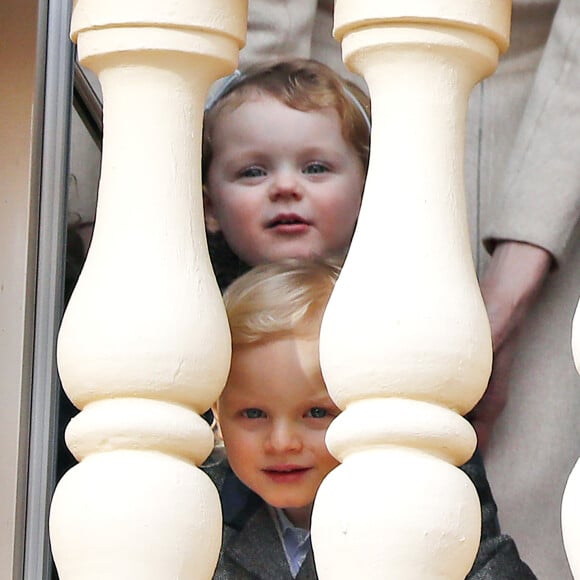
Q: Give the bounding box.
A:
[204,95,365,265]
[216,337,340,528]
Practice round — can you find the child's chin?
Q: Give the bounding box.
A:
[268,249,316,262]
[267,497,314,510]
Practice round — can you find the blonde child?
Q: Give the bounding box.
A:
[205,258,341,578]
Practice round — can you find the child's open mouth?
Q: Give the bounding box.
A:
[266,214,311,233]
[263,466,311,482]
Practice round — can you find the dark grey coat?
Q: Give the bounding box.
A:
[204,451,536,579]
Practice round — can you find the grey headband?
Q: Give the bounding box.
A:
[204,68,371,131]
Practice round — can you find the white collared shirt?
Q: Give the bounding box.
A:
[269,506,311,578]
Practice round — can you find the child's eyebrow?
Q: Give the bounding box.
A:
[305,394,336,406]
[223,390,269,404]
[222,150,269,166]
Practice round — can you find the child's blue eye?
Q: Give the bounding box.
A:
[303,162,328,175]
[242,408,265,419]
[240,166,266,178]
[307,407,328,418]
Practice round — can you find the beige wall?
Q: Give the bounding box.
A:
[0,0,43,577]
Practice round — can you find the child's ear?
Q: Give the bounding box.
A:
[203,188,221,234]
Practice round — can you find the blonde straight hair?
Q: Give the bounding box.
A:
[223,257,341,345]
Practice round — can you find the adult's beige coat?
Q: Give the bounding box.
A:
[470,1,580,579]
[241,1,580,578]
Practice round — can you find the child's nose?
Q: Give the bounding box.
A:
[268,170,304,201]
[266,421,303,453]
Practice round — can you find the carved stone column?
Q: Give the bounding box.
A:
[312,2,511,578]
[49,2,246,578]
[563,303,580,577]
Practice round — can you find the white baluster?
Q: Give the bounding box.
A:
[49,1,247,578]
[312,2,511,578]
[563,303,580,577]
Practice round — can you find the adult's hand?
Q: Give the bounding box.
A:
[471,241,552,452]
